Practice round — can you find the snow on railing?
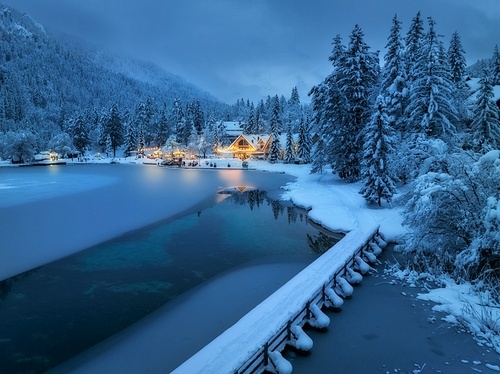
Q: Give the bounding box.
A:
[172,223,385,374]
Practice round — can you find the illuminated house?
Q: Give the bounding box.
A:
[227,135,271,159]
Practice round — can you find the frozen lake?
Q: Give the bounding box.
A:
[0,163,295,281]
[0,164,339,373]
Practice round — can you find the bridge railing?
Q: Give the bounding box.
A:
[173,223,386,374]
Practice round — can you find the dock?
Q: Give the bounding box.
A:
[173,223,386,373]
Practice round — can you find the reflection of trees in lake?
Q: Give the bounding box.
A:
[271,200,284,220]
[287,206,298,224]
[224,189,267,209]
[307,232,338,254]
[222,189,339,254]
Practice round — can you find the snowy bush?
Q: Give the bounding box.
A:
[399,150,500,281]
[0,130,37,163]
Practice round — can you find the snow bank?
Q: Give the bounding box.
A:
[417,279,500,353]
[250,161,405,241]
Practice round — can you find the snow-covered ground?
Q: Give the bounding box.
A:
[3,157,499,372]
[251,160,500,358]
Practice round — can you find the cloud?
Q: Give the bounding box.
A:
[3,0,500,103]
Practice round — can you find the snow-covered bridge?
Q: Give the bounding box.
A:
[173,223,386,374]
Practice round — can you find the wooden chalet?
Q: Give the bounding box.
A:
[227,134,271,160]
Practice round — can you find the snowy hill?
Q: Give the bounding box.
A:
[0,4,224,137]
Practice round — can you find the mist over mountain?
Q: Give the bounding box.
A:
[0,4,226,144]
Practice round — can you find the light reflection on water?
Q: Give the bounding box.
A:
[0,188,340,374]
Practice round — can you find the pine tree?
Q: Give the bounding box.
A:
[105,104,123,157]
[136,99,154,146]
[212,123,220,155]
[309,35,346,175]
[216,121,228,147]
[297,116,312,163]
[73,115,89,156]
[191,99,204,135]
[492,45,500,85]
[268,95,282,162]
[105,133,113,158]
[406,18,457,140]
[470,74,500,153]
[170,98,185,144]
[381,14,409,133]
[284,123,295,163]
[359,96,397,206]
[154,107,171,148]
[448,31,467,86]
[287,86,301,132]
[405,11,425,83]
[448,31,470,127]
[310,137,327,174]
[335,24,380,181]
[124,121,137,157]
[245,102,256,134]
[137,124,145,155]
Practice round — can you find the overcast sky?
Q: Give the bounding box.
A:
[3,0,500,103]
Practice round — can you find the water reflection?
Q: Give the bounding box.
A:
[219,188,340,254]
[0,188,340,373]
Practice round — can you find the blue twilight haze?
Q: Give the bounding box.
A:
[2,0,499,103]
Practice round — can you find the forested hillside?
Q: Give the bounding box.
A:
[0,4,226,160]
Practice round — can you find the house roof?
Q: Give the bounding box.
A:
[228,134,271,152]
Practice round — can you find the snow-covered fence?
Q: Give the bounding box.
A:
[173,223,386,374]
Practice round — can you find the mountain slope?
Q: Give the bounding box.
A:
[0,4,224,142]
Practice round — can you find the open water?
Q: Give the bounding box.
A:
[0,164,339,373]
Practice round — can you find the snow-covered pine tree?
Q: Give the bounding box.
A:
[297,116,312,163]
[309,35,347,175]
[105,133,113,158]
[73,115,90,156]
[406,18,457,141]
[105,104,123,158]
[191,99,204,135]
[335,24,380,181]
[137,125,145,155]
[171,98,186,144]
[135,99,154,147]
[381,14,412,183]
[448,31,471,128]
[154,107,171,148]
[359,96,397,206]
[448,31,467,86]
[268,95,282,163]
[181,103,194,145]
[212,124,220,155]
[123,120,137,157]
[284,123,295,164]
[470,74,500,153]
[492,45,500,85]
[287,86,302,132]
[245,102,256,134]
[381,14,409,132]
[310,137,327,174]
[405,11,425,84]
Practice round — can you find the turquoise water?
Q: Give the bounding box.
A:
[0,189,339,374]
